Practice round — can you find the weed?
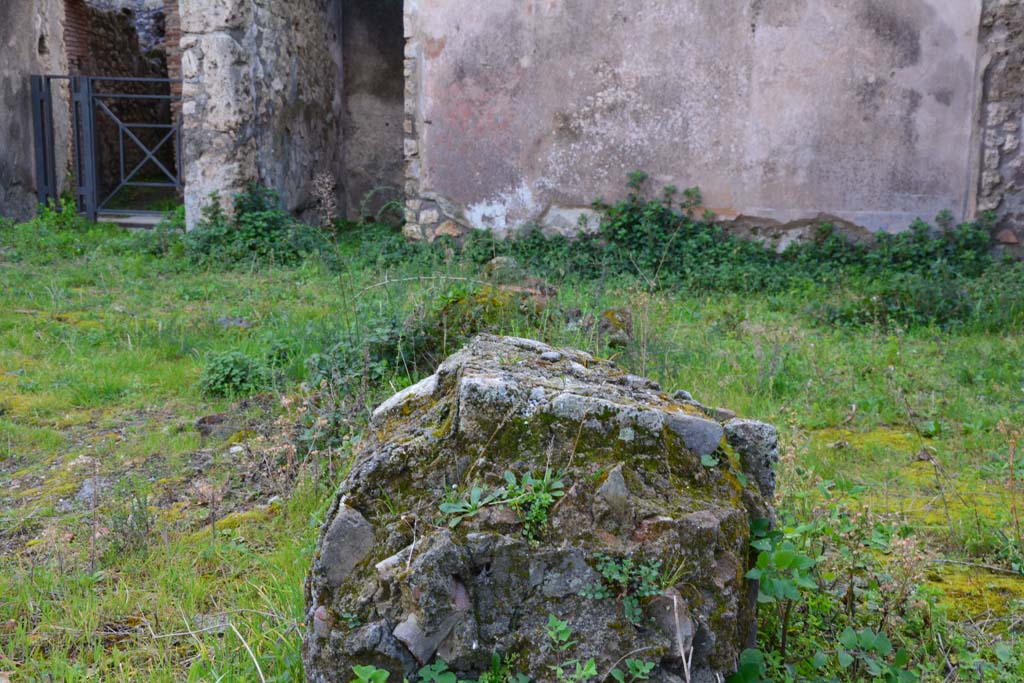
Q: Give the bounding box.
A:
[351,664,390,683]
[200,351,269,398]
[107,477,155,556]
[501,470,565,542]
[418,660,462,683]
[36,196,91,232]
[581,553,663,624]
[439,469,565,542]
[184,185,330,268]
[478,652,531,683]
[545,613,576,652]
[132,205,185,257]
[462,174,1018,333]
[544,615,597,683]
[745,530,817,658]
[439,485,508,527]
[610,659,655,683]
[834,626,917,683]
[417,653,529,683]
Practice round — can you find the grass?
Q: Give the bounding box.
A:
[0,210,1022,681]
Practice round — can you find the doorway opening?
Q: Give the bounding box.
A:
[62,0,182,220]
[340,0,406,222]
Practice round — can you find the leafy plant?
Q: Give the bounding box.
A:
[502,470,565,542]
[439,485,507,527]
[417,655,530,683]
[835,627,917,683]
[351,665,390,683]
[544,615,596,683]
[36,196,90,232]
[184,185,330,268]
[581,554,663,624]
[745,531,817,659]
[439,470,565,542]
[610,658,655,682]
[478,651,531,683]
[133,205,185,257]
[459,174,1018,333]
[545,614,576,652]
[418,660,460,683]
[199,351,269,398]
[551,658,597,683]
[726,649,767,683]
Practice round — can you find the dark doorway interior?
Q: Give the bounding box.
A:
[341,0,405,221]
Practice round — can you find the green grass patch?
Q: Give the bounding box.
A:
[1,191,1022,681]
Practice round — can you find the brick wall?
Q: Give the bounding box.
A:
[164,0,181,120]
[64,0,92,74]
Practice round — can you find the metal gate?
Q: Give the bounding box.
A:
[31,75,183,221]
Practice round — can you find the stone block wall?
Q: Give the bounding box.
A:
[135,0,1024,242]
[979,0,1024,249]
[179,0,345,229]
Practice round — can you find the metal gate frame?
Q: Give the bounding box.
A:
[31,74,183,221]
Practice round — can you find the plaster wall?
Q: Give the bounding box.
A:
[0,0,70,220]
[402,0,984,239]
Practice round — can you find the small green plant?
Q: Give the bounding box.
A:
[551,659,597,683]
[351,665,390,683]
[417,653,529,683]
[502,470,565,542]
[199,351,269,398]
[478,652,531,683]
[544,615,596,683]
[418,660,460,683]
[133,205,185,257]
[610,658,655,682]
[745,531,817,659]
[107,476,154,556]
[183,185,329,268]
[545,614,576,652]
[726,649,768,683]
[835,627,917,683]
[439,470,565,542]
[581,554,663,624]
[36,196,89,231]
[439,485,507,527]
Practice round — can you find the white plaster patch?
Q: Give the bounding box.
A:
[541,206,601,236]
[464,182,539,234]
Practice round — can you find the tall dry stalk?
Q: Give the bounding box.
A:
[999,421,1022,551]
